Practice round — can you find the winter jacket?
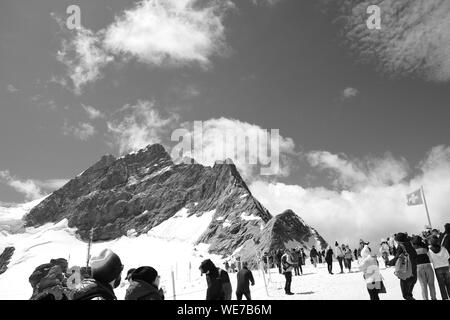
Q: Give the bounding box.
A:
[344,249,353,260]
[125,280,164,300]
[236,267,255,294]
[309,248,318,258]
[359,253,381,286]
[200,259,225,300]
[325,249,334,263]
[291,251,300,264]
[219,268,232,300]
[70,279,116,300]
[387,241,418,275]
[334,246,344,258]
[281,253,294,273]
[428,246,450,269]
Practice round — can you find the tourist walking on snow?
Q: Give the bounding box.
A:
[325,246,334,274]
[335,242,345,273]
[310,246,318,268]
[387,233,418,300]
[359,245,383,300]
[236,262,255,300]
[344,245,353,272]
[292,249,301,276]
[428,235,450,300]
[411,236,436,300]
[281,249,294,295]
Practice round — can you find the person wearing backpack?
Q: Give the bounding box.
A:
[200,259,225,300]
[387,233,418,300]
[428,236,450,300]
[411,236,437,300]
[281,249,294,295]
[71,249,124,300]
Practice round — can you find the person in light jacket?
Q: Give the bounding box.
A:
[359,245,382,300]
[281,249,294,295]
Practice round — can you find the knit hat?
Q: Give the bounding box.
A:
[411,235,425,247]
[130,266,158,285]
[126,268,136,281]
[394,232,409,243]
[90,249,123,284]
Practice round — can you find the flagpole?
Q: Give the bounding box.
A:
[421,185,432,229]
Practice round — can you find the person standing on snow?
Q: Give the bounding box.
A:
[387,233,418,300]
[236,262,255,300]
[379,240,390,267]
[281,249,294,295]
[309,246,318,268]
[411,236,437,300]
[334,242,345,274]
[325,246,334,275]
[199,259,232,300]
[428,236,450,300]
[359,245,383,300]
[344,245,353,272]
[125,266,164,300]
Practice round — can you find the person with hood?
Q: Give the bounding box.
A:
[379,240,390,267]
[411,236,436,300]
[325,246,334,275]
[281,249,294,295]
[125,266,164,300]
[71,249,123,300]
[309,246,318,268]
[428,235,450,300]
[236,262,255,300]
[334,242,345,273]
[440,223,450,254]
[387,233,418,300]
[199,259,232,300]
[359,245,383,300]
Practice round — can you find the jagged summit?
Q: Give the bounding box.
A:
[24,143,326,259]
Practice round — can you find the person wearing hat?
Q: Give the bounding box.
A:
[387,232,418,300]
[411,236,436,300]
[71,249,123,300]
[125,266,164,300]
[126,268,136,282]
[199,259,225,300]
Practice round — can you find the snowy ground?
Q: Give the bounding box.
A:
[0,203,443,300]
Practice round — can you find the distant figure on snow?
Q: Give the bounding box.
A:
[236,262,255,300]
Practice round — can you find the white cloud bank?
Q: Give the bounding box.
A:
[56,0,234,94]
[0,171,68,201]
[250,146,450,248]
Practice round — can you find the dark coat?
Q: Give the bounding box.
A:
[441,232,450,254]
[310,248,318,258]
[236,267,254,294]
[325,249,334,263]
[71,279,116,300]
[200,259,226,300]
[125,280,164,300]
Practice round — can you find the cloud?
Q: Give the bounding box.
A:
[81,103,105,119]
[307,150,409,188]
[62,121,96,141]
[251,0,283,6]
[6,84,19,93]
[107,100,179,154]
[341,87,358,100]
[173,118,298,179]
[250,146,450,248]
[57,27,113,94]
[322,0,450,82]
[0,171,68,201]
[56,0,234,93]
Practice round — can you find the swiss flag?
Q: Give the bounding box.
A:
[406,189,423,206]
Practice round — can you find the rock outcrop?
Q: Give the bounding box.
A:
[0,247,15,275]
[24,144,326,259]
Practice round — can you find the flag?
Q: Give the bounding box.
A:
[406,189,423,206]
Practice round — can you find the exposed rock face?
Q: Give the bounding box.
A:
[239,210,328,266]
[24,144,326,258]
[0,247,15,275]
